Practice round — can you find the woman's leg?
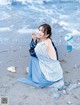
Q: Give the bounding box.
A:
[17,56,53,87]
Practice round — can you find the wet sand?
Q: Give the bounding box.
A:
[0,43,80,105]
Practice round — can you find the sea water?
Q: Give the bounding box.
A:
[0,0,80,49]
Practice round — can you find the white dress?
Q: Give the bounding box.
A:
[35,41,63,82]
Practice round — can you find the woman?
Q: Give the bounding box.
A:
[18,24,64,89]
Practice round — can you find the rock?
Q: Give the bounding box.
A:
[62,90,67,95]
[64,80,70,86]
[67,101,72,104]
[7,66,16,73]
[66,84,79,92]
[77,80,80,85]
[26,67,29,73]
[53,88,61,99]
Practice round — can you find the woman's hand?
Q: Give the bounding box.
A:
[32,33,37,41]
[32,33,40,42]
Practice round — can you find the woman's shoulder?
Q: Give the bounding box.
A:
[46,38,51,43]
[45,38,52,47]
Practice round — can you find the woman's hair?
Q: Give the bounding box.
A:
[38,23,58,60]
[38,23,52,38]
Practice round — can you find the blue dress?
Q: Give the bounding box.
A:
[17,40,64,88]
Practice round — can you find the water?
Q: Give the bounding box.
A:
[0,0,80,49]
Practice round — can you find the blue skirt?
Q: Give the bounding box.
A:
[17,56,53,88]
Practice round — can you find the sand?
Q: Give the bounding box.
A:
[0,43,80,105]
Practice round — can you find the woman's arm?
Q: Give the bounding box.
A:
[45,39,57,60]
[29,34,38,57]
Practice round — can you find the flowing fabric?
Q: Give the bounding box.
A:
[17,41,64,88]
[17,56,53,87]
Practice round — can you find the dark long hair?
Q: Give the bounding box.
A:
[52,41,58,60]
[38,23,52,38]
[39,23,58,60]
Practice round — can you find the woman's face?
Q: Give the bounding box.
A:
[37,26,45,39]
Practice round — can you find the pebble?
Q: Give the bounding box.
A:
[62,90,67,95]
[67,101,72,104]
[74,64,77,68]
[53,88,61,99]
[26,67,29,73]
[64,80,70,86]
[66,84,79,92]
[7,66,16,73]
[77,80,80,85]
